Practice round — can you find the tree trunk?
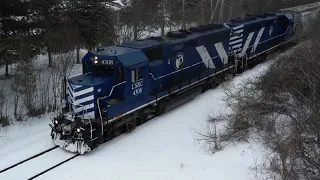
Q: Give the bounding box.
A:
[219,0,224,23]
[200,0,205,25]
[14,95,18,118]
[161,14,165,36]
[76,46,80,64]
[211,0,220,23]
[161,20,165,36]
[4,50,9,76]
[161,0,165,36]
[5,58,9,77]
[133,22,138,40]
[181,0,186,30]
[48,46,52,67]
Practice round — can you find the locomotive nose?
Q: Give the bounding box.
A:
[67,74,115,119]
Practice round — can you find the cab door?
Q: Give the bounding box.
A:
[125,64,148,110]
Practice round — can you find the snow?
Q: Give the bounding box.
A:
[0,148,74,180]
[52,131,92,154]
[113,0,124,6]
[0,59,272,180]
[0,49,86,122]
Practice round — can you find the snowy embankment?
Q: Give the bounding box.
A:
[0,49,87,124]
[0,57,276,180]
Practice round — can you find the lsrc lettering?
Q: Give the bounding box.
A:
[132,80,143,96]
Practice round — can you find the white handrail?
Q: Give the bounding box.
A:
[73,103,93,139]
[96,81,126,138]
[149,73,157,81]
[108,81,126,98]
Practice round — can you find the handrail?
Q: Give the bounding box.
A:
[73,103,93,139]
[108,81,126,98]
[149,73,157,81]
[96,81,126,138]
[97,81,126,121]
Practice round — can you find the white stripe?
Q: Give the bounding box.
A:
[73,95,94,105]
[67,84,73,96]
[69,96,73,103]
[74,103,95,114]
[196,45,215,68]
[231,43,242,49]
[214,43,228,65]
[229,38,242,45]
[107,39,293,124]
[76,111,95,119]
[152,27,292,80]
[251,27,265,53]
[72,87,94,97]
[231,48,242,54]
[241,32,255,56]
[234,29,243,34]
[233,25,244,30]
[230,34,243,41]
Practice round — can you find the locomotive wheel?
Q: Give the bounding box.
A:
[114,128,122,137]
[156,101,166,115]
[126,119,136,132]
[136,112,147,125]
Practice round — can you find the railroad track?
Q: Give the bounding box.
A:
[27,154,79,180]
[0,146,59,173]
[0,146,79,179]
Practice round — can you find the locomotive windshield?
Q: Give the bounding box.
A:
[92,65,114,76]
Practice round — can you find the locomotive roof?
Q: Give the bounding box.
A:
[88,12,291,68]
[91,46,148,68]
[117,25,230,50]
[226,13,278,27]
[118,38,168,49]
[117,13,283,51]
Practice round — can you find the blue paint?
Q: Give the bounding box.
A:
[65,12,295,120]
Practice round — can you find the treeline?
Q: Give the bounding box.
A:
[1,0,318,76]
[0,0,116,76]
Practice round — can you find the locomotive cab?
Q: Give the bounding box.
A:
[105,47,150,119]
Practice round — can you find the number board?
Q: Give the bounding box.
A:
[101,60,114,66]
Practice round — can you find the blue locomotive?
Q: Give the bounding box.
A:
[50,12,295,154]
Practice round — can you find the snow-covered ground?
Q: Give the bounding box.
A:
[0,59,272,180]
[0,49,86,123]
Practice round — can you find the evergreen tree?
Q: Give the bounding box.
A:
[29,0,63,67]
[71,0,116,50]
[0,0,37,76]
[120,0,159,40]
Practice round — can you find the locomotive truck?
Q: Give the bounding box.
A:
[50,9,299,154]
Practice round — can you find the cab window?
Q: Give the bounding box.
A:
[117,67,125,82]
[92,66,114,76]
[131,67,142,83]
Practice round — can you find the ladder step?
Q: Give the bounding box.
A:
[91,137,99,141]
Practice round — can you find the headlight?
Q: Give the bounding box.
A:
[93,56,98,64]
[55,120,58,124]
[77,128,81,133]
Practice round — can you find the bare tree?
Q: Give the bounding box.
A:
[196,16,320,180]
